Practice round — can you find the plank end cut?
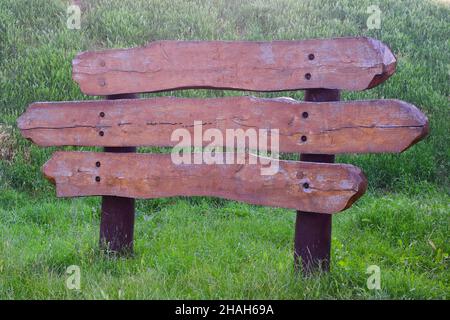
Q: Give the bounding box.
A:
[17,102,42,146]
[366,38,397,89]
[71,37,398,95]
[337,163,367,211]
[394,99,430,152]
[42,152,368,214]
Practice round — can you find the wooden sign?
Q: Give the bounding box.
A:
[43,151,367,214]
[17,36,431,268]
[18,97,428,153]
[72,37,396,95]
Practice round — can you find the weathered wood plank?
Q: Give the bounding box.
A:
[72,37,396,95]
[18,97,429,153]
[42,151,367,214]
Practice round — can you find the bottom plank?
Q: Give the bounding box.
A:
[43,152,367,214]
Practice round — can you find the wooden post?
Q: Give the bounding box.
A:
[294,88,340,274]
[99,93,138,254]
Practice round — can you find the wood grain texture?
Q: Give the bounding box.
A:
[72,37,396,95]
[18,97,429,153]
[42,151,367,214]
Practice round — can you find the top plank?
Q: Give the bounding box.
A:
[72,37,396,95]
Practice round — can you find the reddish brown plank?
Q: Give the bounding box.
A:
[72,37,396,95]
[18,97,428,153]
[42,151,367,214]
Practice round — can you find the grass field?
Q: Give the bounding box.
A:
[0,0,449,299]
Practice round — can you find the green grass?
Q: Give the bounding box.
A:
[0,0,449,299]
[0,186,448,299]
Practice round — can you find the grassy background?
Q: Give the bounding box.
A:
[0,0,448,299]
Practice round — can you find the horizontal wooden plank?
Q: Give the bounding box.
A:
[18,97,429,153]
[43,152,367,214]
[72,37,396,95]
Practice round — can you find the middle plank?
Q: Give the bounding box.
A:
[18,96,428,154]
